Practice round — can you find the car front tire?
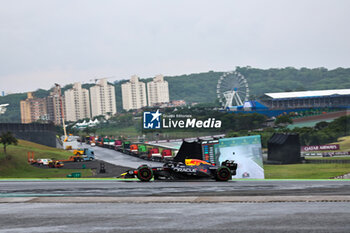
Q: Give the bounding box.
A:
[215,166,231,181]
[137,165,153,182]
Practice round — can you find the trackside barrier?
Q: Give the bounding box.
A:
[305,159,350,164]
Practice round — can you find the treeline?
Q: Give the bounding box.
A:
[0,93,26,123]
[66,106,350,147]
[100,67,350,110]
[236,67,350,97]
[288,115,350,146]
[0,84,91,123]
[66,106,268,136]
[100,107,267,134]
[1,67,350,123]
[163,67,350,103]
[226,115,350,148]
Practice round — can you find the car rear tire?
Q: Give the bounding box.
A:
[216,166,231,181]
[137,165,153,182]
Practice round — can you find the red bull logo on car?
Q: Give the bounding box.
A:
[185,159,211,166]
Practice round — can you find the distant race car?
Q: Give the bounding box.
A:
[121,159,237,182]
[36,158,52,166]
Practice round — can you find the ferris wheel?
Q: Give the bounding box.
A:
[217,71,249,109]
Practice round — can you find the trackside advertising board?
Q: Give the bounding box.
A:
[215,135,264,179]
[301,144,340,152]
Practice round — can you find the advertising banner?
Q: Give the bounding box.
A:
[215,135,264,179]
[301,144,340,152]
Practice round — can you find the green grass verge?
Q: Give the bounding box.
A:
[264,163,350,179]
[0,140,92,178]
[305,156,350,160]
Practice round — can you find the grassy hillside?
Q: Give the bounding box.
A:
[0,93,27,123]
[238,67,350,97]
[334,136,350,151]
[164,67,350,104]
[0,140,92,178]
[0,83,80,123]
[166,71,222,104]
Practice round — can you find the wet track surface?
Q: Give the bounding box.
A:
[92,145,163,168]
[1,202,350,233]
[1,180,350,197]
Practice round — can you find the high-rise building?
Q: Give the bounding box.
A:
[46,86,65,125]
[20,92,47,123]
[64,83,91,122]
[90,78,117,118]
[121,75,147,111]
[147,75,169,106]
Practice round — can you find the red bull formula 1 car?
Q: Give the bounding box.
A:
[121,159,237,182]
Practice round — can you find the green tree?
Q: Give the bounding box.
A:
[0,131,18,160]
[314,121,329,130]
[275,115,293,126]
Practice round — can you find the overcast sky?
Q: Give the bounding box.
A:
[0,0,349,93]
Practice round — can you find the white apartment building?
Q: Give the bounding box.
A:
[147,74,170,106]
[90,78,117,117]
[121,75,147,111]
[64,83,91,122]
[46,85,65,125]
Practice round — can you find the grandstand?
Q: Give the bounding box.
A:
[260,89,350,110]
[225,89,350,118]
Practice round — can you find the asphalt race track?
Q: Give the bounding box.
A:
[1,202,350,233]
[1,180,350,232]
[1,146,350,232]
[1,180,350,197]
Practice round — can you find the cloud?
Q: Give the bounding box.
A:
[0,0,350,93]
